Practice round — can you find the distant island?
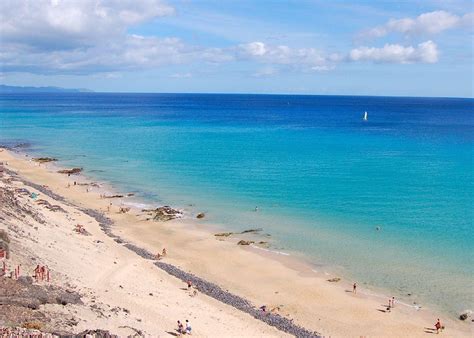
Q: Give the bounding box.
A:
[0,85,92,93]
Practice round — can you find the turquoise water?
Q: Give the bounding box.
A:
[0,93,472,315]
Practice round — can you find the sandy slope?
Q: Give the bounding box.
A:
[0,148,471,337]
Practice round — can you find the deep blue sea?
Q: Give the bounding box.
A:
[0,93,472,315]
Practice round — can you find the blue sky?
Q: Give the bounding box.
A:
[0,0,472,97]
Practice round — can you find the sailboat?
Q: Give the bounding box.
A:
[363,111,368,121]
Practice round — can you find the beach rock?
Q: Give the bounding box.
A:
[237,240,254,246]
[327,277,341,283]
[33,157,57,163]
[459,312,469,321]
[240,228,263,234]
[77,329,119,338]
[214,232,233,237]
[103,194,124,198]
[196,212,205,219]
[151,206,182,222]
[57,168,82,175]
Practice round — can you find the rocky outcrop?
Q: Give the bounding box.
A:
[144,206,182,222]
[240,228,262,234]
[237,240,254,246]
[327,277,341,283]
[196,212,205,219]
[214,232,233,237]
[0,276,82,328]
[57,168,82,175]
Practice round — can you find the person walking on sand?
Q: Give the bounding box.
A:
[185,320,192,335]
[187,280,192,290]
[353,282,357,294]
[391,296,395,308]
[162,248,167,257]
[435,318,442,334]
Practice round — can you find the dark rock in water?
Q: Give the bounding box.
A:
[103,194,124,198]
[127,193,135,196]
[14,142,31,149]
[237,240,254,246]
[327,277,341,283]
[459,313,469,321]
[152,206,182,222]
[240,228,263,234]
[33,157,57,163]
[57,167,82,175]
[196,212,205,219]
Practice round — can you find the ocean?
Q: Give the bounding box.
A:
[0,93,472,315]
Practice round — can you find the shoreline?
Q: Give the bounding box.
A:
[0,146,450,313]
[1,147,472,336]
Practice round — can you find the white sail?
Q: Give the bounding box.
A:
[363,111,368,121]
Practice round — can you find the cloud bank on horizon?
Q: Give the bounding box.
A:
[0,0,472,96]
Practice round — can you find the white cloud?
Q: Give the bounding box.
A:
[349,40,438,64]
[0,1,232,74]
[359,10,472,39]
[0,0,174,51]
[237,41,340,71]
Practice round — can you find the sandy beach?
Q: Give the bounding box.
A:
[0,147,472,337]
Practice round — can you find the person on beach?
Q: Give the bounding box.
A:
[391,296,395,308]
[177,320,184,335]
[40,266,46,281]
[155,252,161,260]
[162,248,167,257]
[74,181,76,186]
[187,280,192,289]
[185,320,192,335]
[388,298,392,308]
[353,282,357,294]
[33,265,41,281]
[435,319,442,334]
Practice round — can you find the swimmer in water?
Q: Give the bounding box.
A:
[254,206,258,212]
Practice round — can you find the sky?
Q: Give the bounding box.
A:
[0,0,473,97]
